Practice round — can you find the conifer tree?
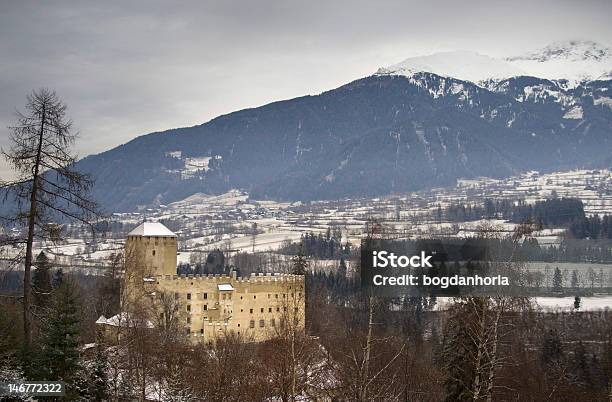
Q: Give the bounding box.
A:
[85,339,110,401]
[291,246,308,275]
[52,268,64,288]
[571,270,579,288]
[541,328,563,364]
[552,267,563,291]
[37,279,82,397]
[32,251,52,307]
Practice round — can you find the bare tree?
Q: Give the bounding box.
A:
[1,88,98,352]
[264,277,310,401]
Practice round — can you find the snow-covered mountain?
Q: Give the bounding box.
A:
[376,50,526,83]
[507,40,612,84]
[3,40,607,212]
[377,40,612,86]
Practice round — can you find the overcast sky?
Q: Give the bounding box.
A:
[1,0,611,179]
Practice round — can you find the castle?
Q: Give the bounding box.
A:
[97,222,305,342]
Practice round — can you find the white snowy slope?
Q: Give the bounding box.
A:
[376,41,612,86]
[506,40,612,84]
[376,50,526,83]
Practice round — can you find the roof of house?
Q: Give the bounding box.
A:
[96,313,154,328]
[128,222,176,237]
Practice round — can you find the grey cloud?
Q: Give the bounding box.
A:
[1,0,610,178]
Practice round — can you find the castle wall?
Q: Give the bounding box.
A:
[144,273,305,342]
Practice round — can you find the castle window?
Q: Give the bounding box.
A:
[187,317,191,324]
[268,308,272,313]
[187,305,191,312]
[187,293,191,300]
[260,308,264,313]
[249,308,253,314]
[276,307,280,312]
[249,320,255,329]
[238,323,240,327]
[222,294,226,300]
[268,294,270,298]
[200,328,204,334]
[152,250,156,256]
[203,293,208,300]
[259,320,265,328]
[275,294,278,299]
[253,295,256,299]
[174,292,179,299]
[203,305,208,311]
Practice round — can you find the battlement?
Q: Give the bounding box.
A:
[147,272,303,284]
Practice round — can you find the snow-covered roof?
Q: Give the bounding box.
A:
[218,283,234,291]
[96,313,154,328]
[128,222,176,237]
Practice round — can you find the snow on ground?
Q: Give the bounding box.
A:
[535,296,612,311]
[203,231,304,252]
[563,105,584,119]
[435,296,612,311]
[168,190,248,210]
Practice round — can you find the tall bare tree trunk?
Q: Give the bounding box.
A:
[485,300,503,402]
[359,295,374,402]
[472,298,487,401]
[23,103,45,352]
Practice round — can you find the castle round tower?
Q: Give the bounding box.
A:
[125,221,177,277]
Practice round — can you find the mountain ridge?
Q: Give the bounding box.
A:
[378,40,612,86]
[72,68,612,212]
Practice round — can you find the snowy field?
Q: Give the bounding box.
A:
[534,296,612,311]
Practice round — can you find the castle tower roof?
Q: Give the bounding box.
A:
[128,222,176,237]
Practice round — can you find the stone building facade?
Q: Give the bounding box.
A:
[98,221,305,343]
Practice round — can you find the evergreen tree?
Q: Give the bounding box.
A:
[541,328,563,364]
[571,342,591,386]
[574,296,581,310]
[37,279,82,398]
[85,340,109,400]
[291,246,308,275]
[440,302,479,402]
[552,267,563,291]
[52,268,64,288]
[571,270,579,288]
[338,257,347,279]
[32,251,52,307]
